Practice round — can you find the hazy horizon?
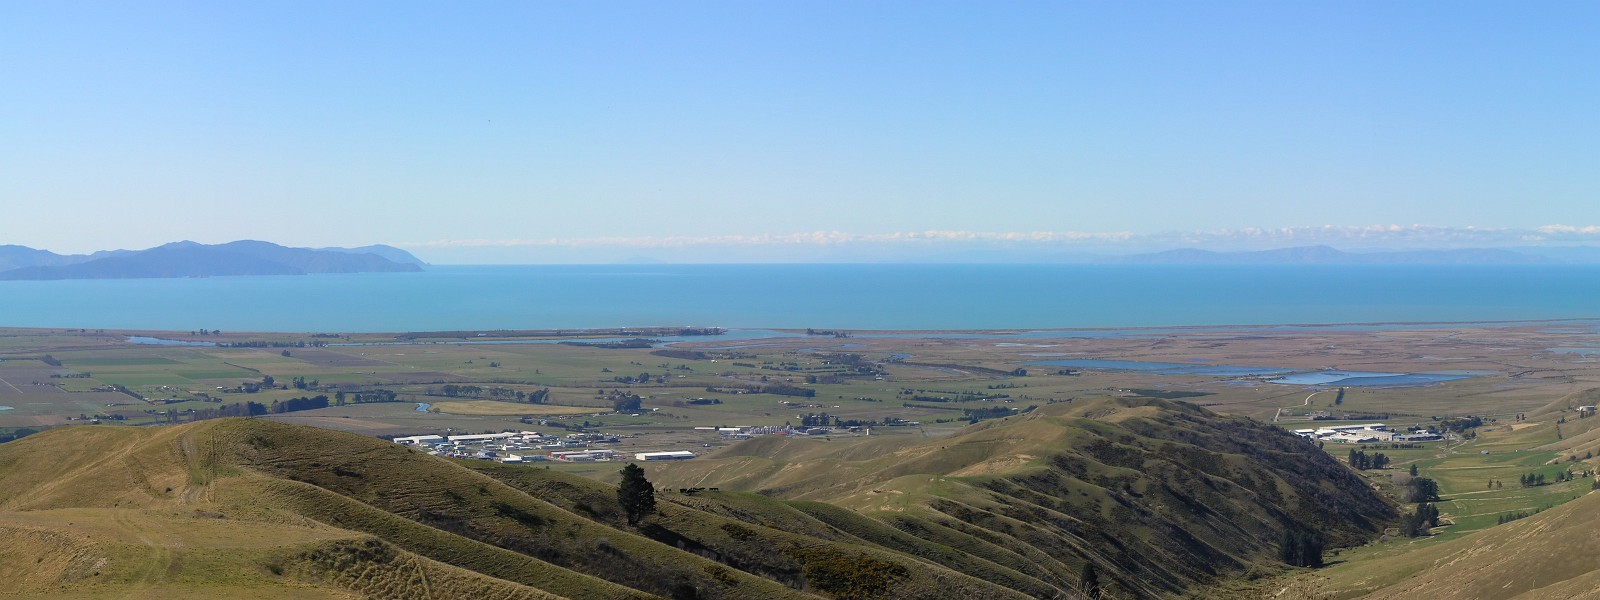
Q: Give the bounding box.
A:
[12,230,1600,265]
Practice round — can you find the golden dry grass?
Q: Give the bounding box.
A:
[0,422,576,600]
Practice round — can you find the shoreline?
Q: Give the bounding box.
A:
[1,316,1596,343]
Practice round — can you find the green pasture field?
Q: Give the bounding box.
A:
[90,373,196,387]
[48,378,106,392]
[0,393,131,417]
[0,332,1554,432]
[60,356,180,366]
[1303,407,1600,597]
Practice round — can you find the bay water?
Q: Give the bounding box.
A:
[1,264,1597,332]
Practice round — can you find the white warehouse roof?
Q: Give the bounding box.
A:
[393,435,444,444]
[447,433,515,442]
[634,451,697,460]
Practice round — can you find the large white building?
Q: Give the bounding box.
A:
[549,449,616,462]
[447,433,515,443]
[1326,431,1381,444]
[634,451,696,461]
[393,434,445,445]
[1294,423,1394,443]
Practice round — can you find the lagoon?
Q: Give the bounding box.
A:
[1268,370,1496,387]
[1025,358,1499,388]
[1025,359,1292,377]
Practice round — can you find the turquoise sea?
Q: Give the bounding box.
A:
[1,264,1598,332]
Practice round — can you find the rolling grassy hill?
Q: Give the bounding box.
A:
[1276,387,1600,600]
[0,419,1022,599]
[1316,483,1600,600]
[0,396,1392,599]
[639,397,1397,598]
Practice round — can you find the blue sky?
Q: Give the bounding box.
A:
[2,1,1596,262]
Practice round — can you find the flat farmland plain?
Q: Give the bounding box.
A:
[0,360,139,426]
[6,322,1600,597]
[1,322,1597,435]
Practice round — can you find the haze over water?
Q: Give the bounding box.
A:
[1,264,1597,332]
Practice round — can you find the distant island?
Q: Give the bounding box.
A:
[0,240,425,280]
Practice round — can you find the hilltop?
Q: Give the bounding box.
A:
[0,241,424,280]
[0,397,1391,599]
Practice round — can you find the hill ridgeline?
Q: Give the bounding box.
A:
[0,240,425,280]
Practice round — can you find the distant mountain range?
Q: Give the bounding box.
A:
[0,241,425,280]
[564,243,1600,265]
[1107,245,1560,265]
[4,241,1597,274]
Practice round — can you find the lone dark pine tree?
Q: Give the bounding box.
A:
[617,463,657,526]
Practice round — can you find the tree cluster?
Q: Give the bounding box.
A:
[963,406,1023,423]
[236,375,285,394]
[1438,416,1483,433]
[763,383,817,398]
[1278,527,1325,568]
[0,427,42,444]
[351,389,399,403]
[704,384,759,395]
[804,328,851,337]
[433,385,547,403]
[651,349,710,360]
[270,395,329,414]
[899,388,1009,402]
[613,371,662,385]
[219,340,326,348]
[1399,503,1440,537]
[609,391,643,413]
[1498,508,1543,524]
[798,412,839,427]
[1404,477,1440,503]
[109,383,144,400]
[1347,449,1390,470]
[179,395,334,422]
[186,401,268,421]
[791,414,902,428]
[803,374,848,385]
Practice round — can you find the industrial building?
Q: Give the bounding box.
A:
[634,451,697,461]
